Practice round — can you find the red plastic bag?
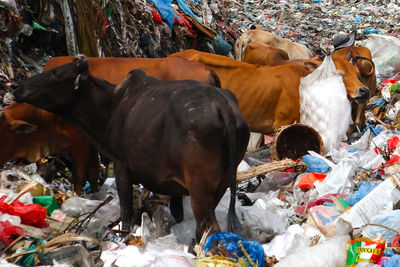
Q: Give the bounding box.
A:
[0,196,48,228]
[387,136,400,153]
[0,221,25,245]
[149,6,162,24]
[298,172,327,189]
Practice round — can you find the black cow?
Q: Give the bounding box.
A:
[13,54,250,240]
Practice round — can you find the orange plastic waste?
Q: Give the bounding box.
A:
[298,172,327,189]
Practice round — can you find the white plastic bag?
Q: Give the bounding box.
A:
[365,34,400,81]
[314,157,358,196]
[299,55,351,154]
[274,235,350,267]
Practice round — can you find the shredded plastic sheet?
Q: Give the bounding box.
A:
[299,55,351,154]
[335,175,400,231]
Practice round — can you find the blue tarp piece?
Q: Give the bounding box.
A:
[147,0,177,28]
[176,0,201,23]
[204,232,264,267]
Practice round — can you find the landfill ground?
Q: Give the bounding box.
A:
[1,0,400,266]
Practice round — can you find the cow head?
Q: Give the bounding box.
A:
[13,55,90,112]
[331,47,372,104]
[0,107,38,165]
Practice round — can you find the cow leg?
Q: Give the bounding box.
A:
[190,192,220,241]
[69,136,91,195]
[86,146,100,192]
[170,196,183,223]
[185,168,222,241]
[114,162,133,232]
[354,103,367,131]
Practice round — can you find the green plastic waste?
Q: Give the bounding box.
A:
[33,196,59,216]
[389,82,400,93]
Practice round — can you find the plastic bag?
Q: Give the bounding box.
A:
[203,232,264,267]
[345,182,379,206]
[262,224,305,261]
[0,220,25,245]
[299,55,351,154]
[240,198,287,243]
[274,235,350,267]
[0,196,48,228]
[298,172,327,190]
[362,210,400,245]
[302,154,332,173]
[365,34,400,82]
[315,157,358,197]
[336,176,400,230]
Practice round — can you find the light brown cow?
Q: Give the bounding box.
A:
[242,42,289,66]
[170,49,370,135]
[235,29,313,61]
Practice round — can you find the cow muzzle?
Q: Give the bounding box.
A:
[10,83,28,103]
[354,87,370,104]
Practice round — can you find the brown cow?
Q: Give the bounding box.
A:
[240,44,376,134]
[0,102,99,194]
[43,56,220,87]
[333,46,376,133]
[235,29,313,61]
[242,42,289,66]
[14,55,250,241]
[170,49,370,135]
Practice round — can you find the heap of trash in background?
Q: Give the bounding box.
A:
[2,0,400,266]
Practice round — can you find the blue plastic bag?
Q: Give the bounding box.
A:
[382,254,400,267]
[345,181,379,206]
[302,154,331,173]
[204,232,264,267]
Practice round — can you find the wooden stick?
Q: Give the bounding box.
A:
[236,158,307,183]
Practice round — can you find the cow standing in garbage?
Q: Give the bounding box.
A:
[13,54,250,241]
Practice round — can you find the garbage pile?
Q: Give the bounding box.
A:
[3,0,400,266]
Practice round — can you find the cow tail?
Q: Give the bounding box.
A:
[219,101,244,236]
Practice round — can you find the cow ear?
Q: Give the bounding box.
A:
[359,59,375,76]
[10,120,37,134]
[73,54,89,74]
[304,62,319,72]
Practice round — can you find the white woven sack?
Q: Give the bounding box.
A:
[299,55,351,154]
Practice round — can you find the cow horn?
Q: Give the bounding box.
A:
[74,74,81,90]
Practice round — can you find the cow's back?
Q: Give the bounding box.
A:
[242,42,289,66]
[170,49,311,134]
[235,29,312,60]
[44,56,218,86]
